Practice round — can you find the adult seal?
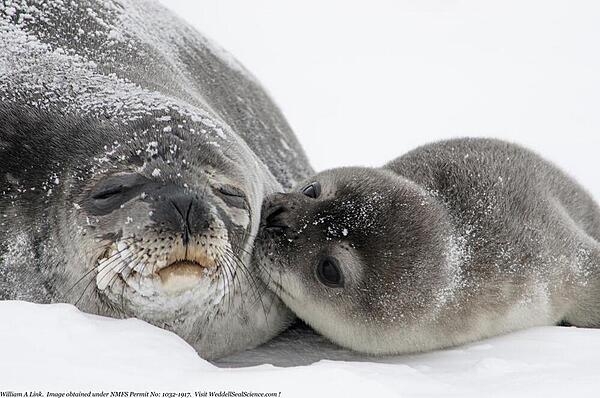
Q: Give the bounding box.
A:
[257,138,600,355]
[0,0,312,359]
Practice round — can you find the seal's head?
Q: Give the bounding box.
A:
[256,167,461,355]
[0,105,291,360]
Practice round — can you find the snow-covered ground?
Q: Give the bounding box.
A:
[3,1,600,395]
[1,301,599,396]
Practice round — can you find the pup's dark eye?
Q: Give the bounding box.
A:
[217,185,247,209]
[302,182,321,199]
[316,256,344,288]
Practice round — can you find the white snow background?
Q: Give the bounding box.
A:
[3,0,600,396]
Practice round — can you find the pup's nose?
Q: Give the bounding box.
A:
[261,194,291,232]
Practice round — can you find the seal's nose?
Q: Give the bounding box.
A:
[152,190,210,242]
[261,193,291,232]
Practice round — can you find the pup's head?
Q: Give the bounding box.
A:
[256,167,456,353]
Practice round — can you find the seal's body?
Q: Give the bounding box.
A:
[258,138,600,355]
[0,0,311,359]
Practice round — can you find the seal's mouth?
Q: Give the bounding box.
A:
[96,239,222,295]
[158,260,206,278]
[157,260,209,294]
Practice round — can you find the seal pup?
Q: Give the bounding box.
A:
[257,138,600,355]
[0,0,312,359]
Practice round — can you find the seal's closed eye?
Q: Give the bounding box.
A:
[88,173,147,214]
[92,185,125,200]
[216,185,247,209]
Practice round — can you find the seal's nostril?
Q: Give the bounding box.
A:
[151,187,210,241]
[264,204,289,231]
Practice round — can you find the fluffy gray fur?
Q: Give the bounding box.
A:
[256,138,600,355]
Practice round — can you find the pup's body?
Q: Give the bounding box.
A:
[257,138,600,355]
